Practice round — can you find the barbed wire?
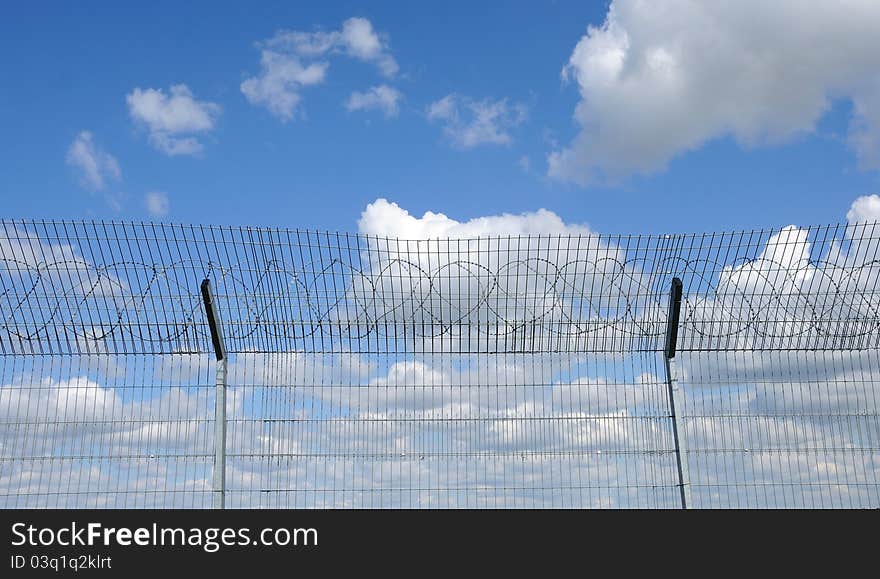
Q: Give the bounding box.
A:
[2,221,880,354]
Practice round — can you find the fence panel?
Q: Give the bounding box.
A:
[1,220,878,507]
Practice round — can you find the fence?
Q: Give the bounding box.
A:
[0,220,878,508]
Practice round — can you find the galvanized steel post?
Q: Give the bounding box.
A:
[201,278,228,510]
[664,277,692,509]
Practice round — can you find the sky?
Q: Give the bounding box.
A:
[2,0,880,236]
[3,1,880,508]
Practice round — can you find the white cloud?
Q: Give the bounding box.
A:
[846,194,880,223]
[427,94,527,148]
[849,79,880,170]
[358,198,590,238]
[240,52,328,122]
[339,17,398,77]
[3,353,875,507]
[65,131,121,192]
[241,17,398,121]
[144,191,170,217]
[126,84,221,156]
[356,201,613,356]
[549,0,880,185]
[346,84,402,118]
[102,192,126,213]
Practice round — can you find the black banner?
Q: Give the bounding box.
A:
[0,509,872,574]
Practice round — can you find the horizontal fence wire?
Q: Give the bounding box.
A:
[1,219,879,507]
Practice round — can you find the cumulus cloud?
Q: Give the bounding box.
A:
[65,131,121,192]
[355,199,632,356]
[355,194,880,356]
[846,194,880,223]
[241,17,398,121]
[549,0,880,185]
[358,198,590,238]
[144,191,170,217]
[427,94,527,148]
[126,84,221,156]
[346,84,402,118]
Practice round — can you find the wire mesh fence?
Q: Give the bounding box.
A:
[0,219,878,507]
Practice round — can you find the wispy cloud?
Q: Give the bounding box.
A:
[65,131,121,192]
[144,191,170,217]
[127,84,221,156]
[427,94,527,148]
[241,17,399,122]
[346,84,402,118]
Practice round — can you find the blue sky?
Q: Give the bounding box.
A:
[2,1,880,510]
[2,0,879,234]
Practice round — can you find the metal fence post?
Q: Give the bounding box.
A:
[664,277,692,509]
[201,278,228,510]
